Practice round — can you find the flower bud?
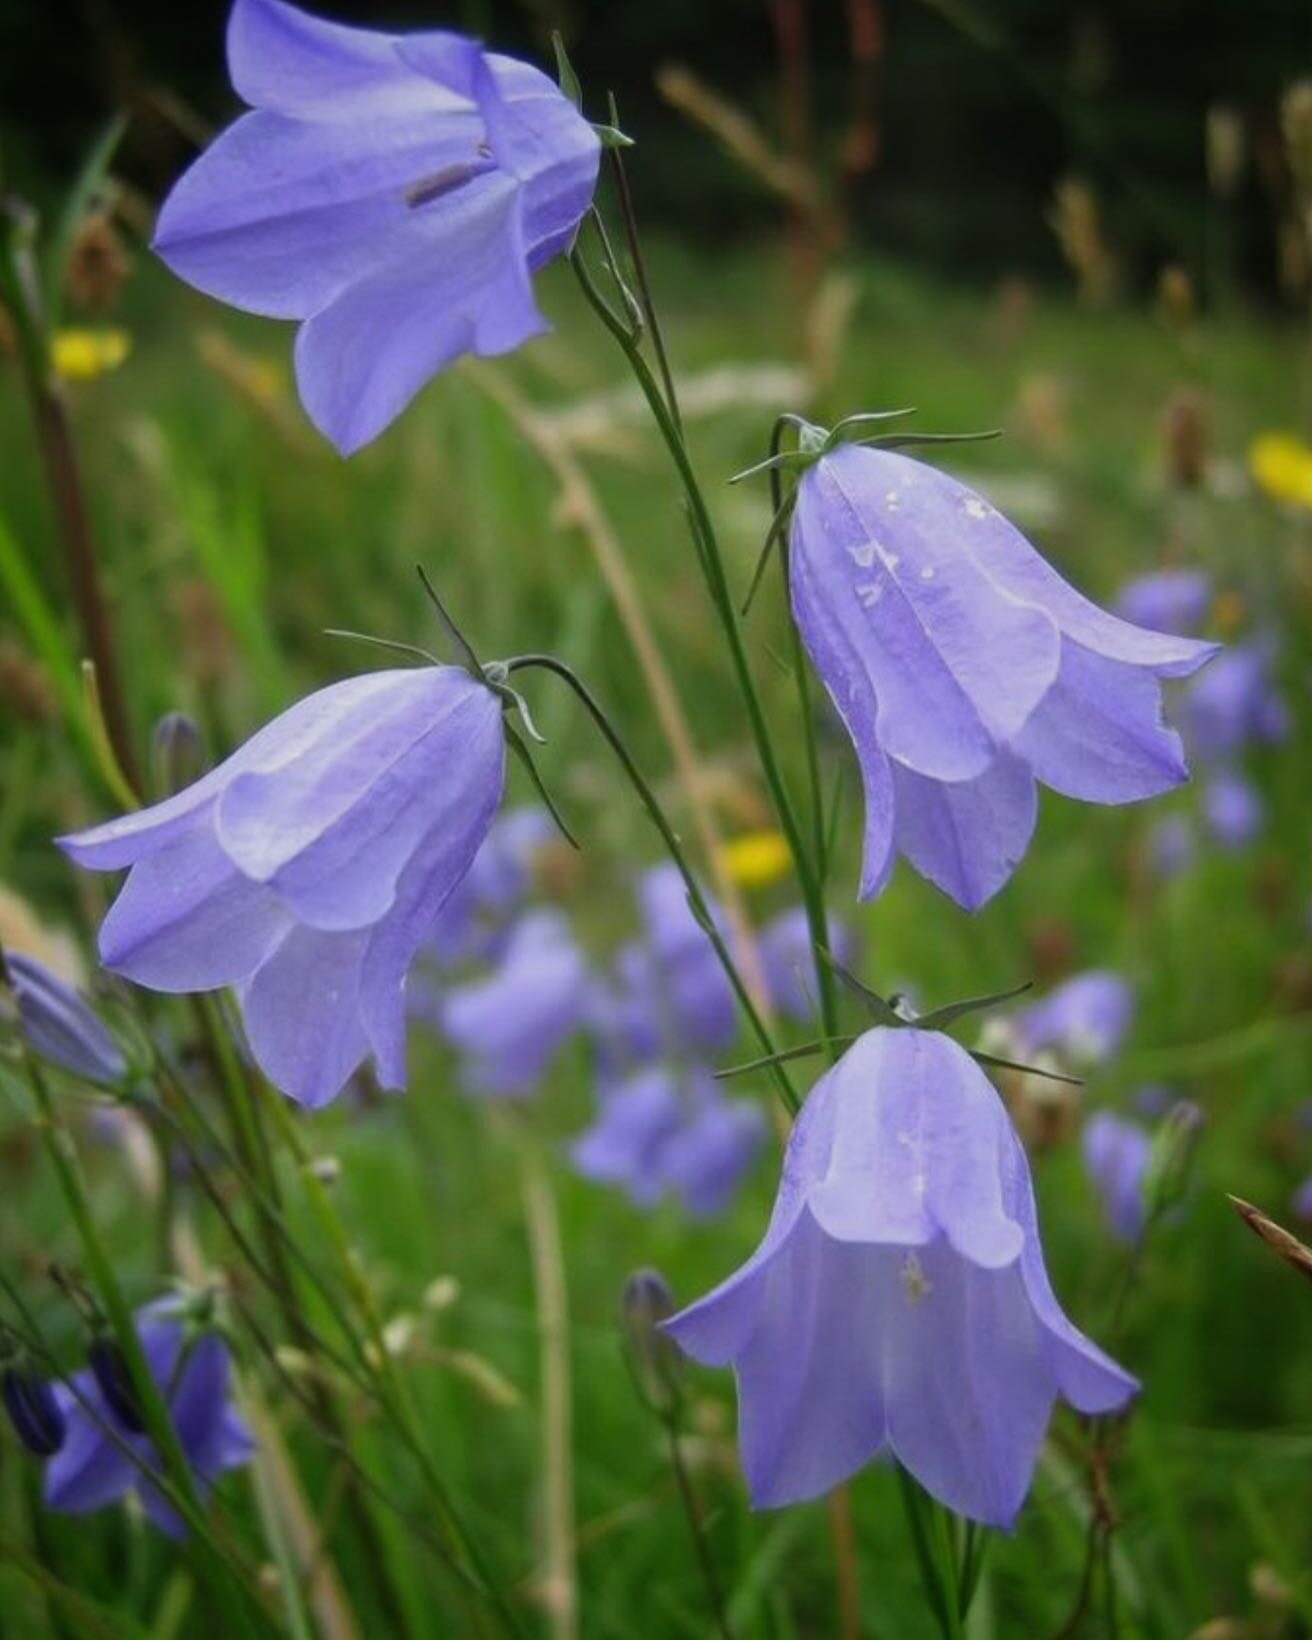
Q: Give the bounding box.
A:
[620,1269,683,1417]
[2,951,126,1085]
[151,710,206,799]
[1143,1100,1203,1222]
[2,1366,66,1456]
[88,1336,146,1433]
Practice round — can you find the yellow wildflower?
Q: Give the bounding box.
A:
[51,327,130,382]
[1248,431,1312,508]
[720,829,791,888]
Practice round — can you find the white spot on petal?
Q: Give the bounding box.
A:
[962,496,991,520]
[847,541,877,569]
[856,581,884,608]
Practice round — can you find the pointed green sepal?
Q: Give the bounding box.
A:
[715,1038,857,1081]
[915,979,1033,1033]
[969,1049,1082,1087]
[592,123,634,150]
[505,723,579,850]
[552,32,583,111]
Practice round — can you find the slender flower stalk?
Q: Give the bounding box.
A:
[16,1051,260,1633]
[505,653,798,1114]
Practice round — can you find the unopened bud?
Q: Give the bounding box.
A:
[1143,1099,1203,1219]
[2,1366,66,1456]
[151,711,205,799]
[621,1269,683,1417]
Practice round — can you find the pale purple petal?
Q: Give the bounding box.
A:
[98,824,290,991]
[1081,1112,1151,1242]
[1013,641,1188,802]
[789,541,897,898]
[216,669,498,931]
[891,753,1037,912]
[239,926,371,1107]
[1114,569,1211,636]
[293,174,544,453]
[1202,768,1263,848]
[227,0,477,118]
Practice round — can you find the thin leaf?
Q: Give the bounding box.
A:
[816,948,903,1026]
[714,1038,856,1081]
[45,113,128,326]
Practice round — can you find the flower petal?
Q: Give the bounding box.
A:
[732,1219,889,1507]
[1013,640,1188,802]
[293,173,545,453]
[227,0,477,119]
[791,458,1002,781]
[98,825,290,992]
[152,108,488,320]
[239,925,371,1107]
[356,718,506,1087]
[1002,1126,1140,1413]
[217,669,497,932]
[883,1243,1056,1528]
[789,542,897,898]
[961,492,1218,678]
[891,751,1037,911]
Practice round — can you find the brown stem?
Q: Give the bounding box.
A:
[28,381,138,789]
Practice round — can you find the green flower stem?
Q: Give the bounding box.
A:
[570,244,842,1056]
[506,652,798,1115]
[22,1056,262,1636]
[193,1000,437,1640]
[261,1089,526,1640]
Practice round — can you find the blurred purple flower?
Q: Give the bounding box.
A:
[1201,768,1264,849]
[664,1028,1136,1524]
[153,0,600,453]
[61,667,505,1108]
[788,443,1216,908]
[758,906,856,1024]
[571,1065,765,1219]
[4,952,126,1084]
[1012,970,1134,1068]
[1081,1111,1151,1242]
[1147,812,1196,880]
[570,1064,685,1206]
[653,1073,767,1218]
[441,909,587,1095]
[1181,640,1288,763]
[1291,1176,1312,1222]
[1113,569,1211,636]
[587,866,737,1070]
[45,1306,253,1536]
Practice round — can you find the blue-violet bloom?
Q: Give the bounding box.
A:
[441,909,587,1095]
[788,444,1217,908]
[1147,812,1196,880]
[1113,569,1211,636]
[1011,970,1134,1069]
[60,667,505,1108]
[45,1305,253,1535]
[1080,1111,1151,1243]
[153,0,601,453]
[1201,768,1264,849]
[1181,639,1288,764]
[758,905,856,1025]
[4,951,126,1084]
[664,1028,1137,1525]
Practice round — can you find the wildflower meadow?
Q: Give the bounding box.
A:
[1,1,1311,1635]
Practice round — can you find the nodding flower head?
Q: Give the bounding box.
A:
[665,1028,1137,1526]
[786,439,1217,909]
[152,0,600,453]
[44,1304,253,1536]
[60,666,506,1108]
